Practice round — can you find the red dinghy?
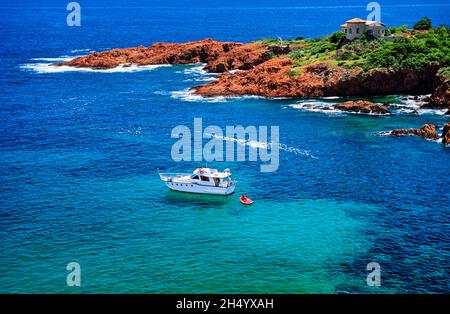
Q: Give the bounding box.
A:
[240,194,253,205]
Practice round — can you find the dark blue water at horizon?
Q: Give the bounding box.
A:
[0,0,449,293]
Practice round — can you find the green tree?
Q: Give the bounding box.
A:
[413,17,432,30]
[329,31,345,43]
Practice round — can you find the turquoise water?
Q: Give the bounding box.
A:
[1,1,449,293]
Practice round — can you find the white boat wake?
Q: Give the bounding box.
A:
[205,133,318,159]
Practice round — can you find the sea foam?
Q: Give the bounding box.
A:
[396,95,447,115]
[21,62,170,74]
[289,101,342,114]
[171,89,227,103]
[177,64,219,82]
[290,97,447,116]
[22,54,171,74]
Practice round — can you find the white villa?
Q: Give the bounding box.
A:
[341,18,386,40]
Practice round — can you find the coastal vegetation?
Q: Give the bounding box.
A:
[437,66,450,81]
[258,18,450,74]
[413,16,432,30]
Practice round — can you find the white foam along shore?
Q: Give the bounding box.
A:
[21,54,171,74]
[290,96,447,116]
[170,88,268,103]
[290,101,342,114]
[177,64,218,83]
[178,64,209,76]
[171,89,228,103]
[171,88,443,117]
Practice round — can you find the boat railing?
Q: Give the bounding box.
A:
[157,171,192,182]
[217,179,237,188]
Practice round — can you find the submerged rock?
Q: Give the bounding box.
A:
[334,100,390,115]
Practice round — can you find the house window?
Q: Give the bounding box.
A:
[349,28,352,34]
[356,28,360,34]
[345,29,347,33]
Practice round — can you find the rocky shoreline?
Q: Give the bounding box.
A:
[57,39,275,73]
[56,39,450,111]
[55,39,449,145]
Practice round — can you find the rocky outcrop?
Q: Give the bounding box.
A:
[325,65,439,97]
[334,100,390,115]
[194,61,441,98]
[294,100,390,115]
[442,122,450,144]
[57,39,242,70]
[194,58,327,98]
[384,124,439,140]
[204,43,271,73]
[57,40,297,74]
[424,70,450,108]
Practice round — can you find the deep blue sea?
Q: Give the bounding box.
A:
[0,0,449,293]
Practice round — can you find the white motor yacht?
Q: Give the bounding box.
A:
[158,168,236,195]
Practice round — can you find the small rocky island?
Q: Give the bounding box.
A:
[382,123,450,144]
[56,18,449,144]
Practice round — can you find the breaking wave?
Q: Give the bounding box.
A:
[289,96,447,116]
[70,49,94,53]
[396,95,448,115]
[21,62,169,74]
[180,64,208,76]
[171,89,267,103]
[176,64,219,82]
[171,89,227,103]
[30,56,80,62]
[21,54,170,74]
[289,101,342,114]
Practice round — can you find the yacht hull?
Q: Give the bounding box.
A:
[165,182,236,195]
